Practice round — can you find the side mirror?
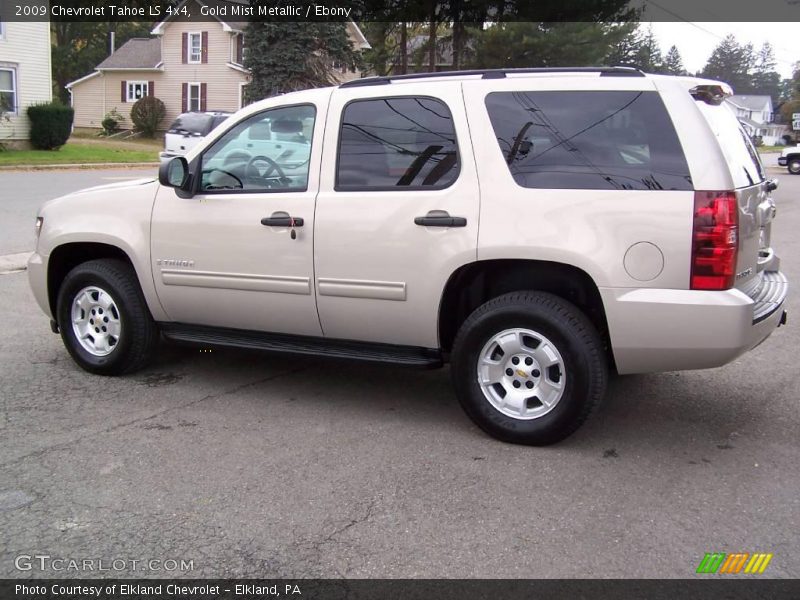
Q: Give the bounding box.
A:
[159,156,189,190]
[766,179,779,193]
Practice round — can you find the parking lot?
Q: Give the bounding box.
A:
[0,168,797,579]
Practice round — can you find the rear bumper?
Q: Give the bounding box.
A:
[778,157,787,166]
[601,272,788,374]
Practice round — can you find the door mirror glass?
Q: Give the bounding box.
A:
[159,156,189,189]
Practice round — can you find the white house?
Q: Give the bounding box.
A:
[724,95,786,146]
[0,20,53,147]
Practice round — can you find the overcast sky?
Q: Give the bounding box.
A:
[648,22,799,78]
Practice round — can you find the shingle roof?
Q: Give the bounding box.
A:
[728,95,772,111]
[96,38,161,69]
[738,117,762,129]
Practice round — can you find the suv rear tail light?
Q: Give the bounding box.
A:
[691,191,738,290]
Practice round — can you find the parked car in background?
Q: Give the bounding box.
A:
[778,144,800,174]
[161,111,231,158]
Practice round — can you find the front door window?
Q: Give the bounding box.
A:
[200,104,315,193]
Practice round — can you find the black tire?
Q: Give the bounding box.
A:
[451,291,607,445]
[56,259,158,375]
[788,158,800,175]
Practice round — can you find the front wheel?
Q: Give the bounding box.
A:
[451,292,607,445]
[788,158,800,175]
[56,259,158,375]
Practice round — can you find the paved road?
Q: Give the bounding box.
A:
[0,167,157,255]
[0,173,797,579]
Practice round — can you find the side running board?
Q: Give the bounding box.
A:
[160,323,443,368]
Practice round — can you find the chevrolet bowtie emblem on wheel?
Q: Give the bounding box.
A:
[516,369,527,378]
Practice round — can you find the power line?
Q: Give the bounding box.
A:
[647,1,798,73]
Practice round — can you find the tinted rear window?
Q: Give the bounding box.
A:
[168,113,214,135]
[485,91,693,191]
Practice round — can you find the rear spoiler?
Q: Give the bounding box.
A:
[660,76,734,106]
[689,84,734,105]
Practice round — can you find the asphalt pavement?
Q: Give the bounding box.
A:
[0,169,797,579]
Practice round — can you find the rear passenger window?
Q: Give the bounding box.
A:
[336,97,460,190]
[695,100,765,188]
[485,91,693,191]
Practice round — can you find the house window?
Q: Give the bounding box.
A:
[0,67,17,114]
[233,33,246,65]
[188,33,202,63]
[188,83,201,111]
[127,81,148,102]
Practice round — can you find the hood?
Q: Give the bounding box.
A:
[66,177,157,196]
[781,145,800,157]
[39,177,159,216]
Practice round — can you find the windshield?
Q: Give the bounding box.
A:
[167,113,215,136]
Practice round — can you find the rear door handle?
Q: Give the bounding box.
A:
[414,211,467,227]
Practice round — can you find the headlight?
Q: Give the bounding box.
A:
[34,216,43,240]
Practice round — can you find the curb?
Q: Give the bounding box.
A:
[0,162,159,172]
[0,252,32,274]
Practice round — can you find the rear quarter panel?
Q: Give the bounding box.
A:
[462,76,694,290]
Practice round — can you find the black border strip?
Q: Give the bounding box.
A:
[3,579,800,600]
[3,0,799,22]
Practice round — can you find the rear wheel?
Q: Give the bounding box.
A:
[451,292,607,445]
[56,259,158,375]
[788,158,800,175]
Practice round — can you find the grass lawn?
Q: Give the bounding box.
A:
[0,137,160,166]
[758,146,786,154]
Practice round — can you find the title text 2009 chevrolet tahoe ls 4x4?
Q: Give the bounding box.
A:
[29,68,789,445]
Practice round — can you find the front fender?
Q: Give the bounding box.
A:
[35,180,168,321]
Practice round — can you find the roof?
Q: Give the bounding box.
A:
[737,117,762,129]
[151,0,251,35]
[737,116,784,131]
[96,38,161,70]
[341,67,646,88]
[727,95,772,111]
[65,71,100,89]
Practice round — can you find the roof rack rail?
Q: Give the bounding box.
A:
[340,66,645,88]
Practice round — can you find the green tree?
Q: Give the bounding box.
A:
[662,45,685,75]
[243,21,359,101]
[51,22,151,104]
[361,22,399,76]
[635,27,664,72]
[779,63,800,131]
[700,34,755,93]
[751,42,782,99]
[471,22,635,70]
[607,26,664,72]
